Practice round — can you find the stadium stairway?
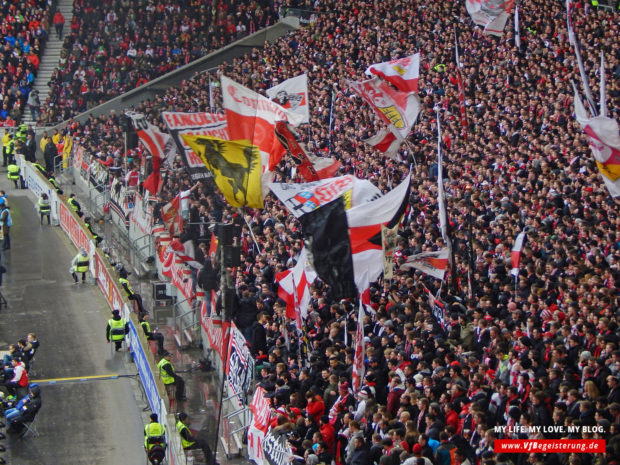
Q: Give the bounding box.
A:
[22,0,74,126]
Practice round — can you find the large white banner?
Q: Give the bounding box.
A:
[269,175,381,218]
[162,111,228,181]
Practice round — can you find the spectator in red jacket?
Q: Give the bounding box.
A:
[306,391,325,424]
[319,415,335,455]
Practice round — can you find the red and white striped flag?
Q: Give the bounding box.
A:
[275,248,317,327]
[399,248,449,280]
[510,231,527,277]
[365,53,420,93]
[167,237,203,269]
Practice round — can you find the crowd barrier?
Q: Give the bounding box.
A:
[20,161,188,465]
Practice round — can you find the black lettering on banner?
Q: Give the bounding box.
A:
[262,429,291,465]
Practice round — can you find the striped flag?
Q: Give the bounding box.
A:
[510,231,527,277]
[351,299,366,393]
[400,248,449,280]
[363,128,402,159]
[514,5,521,48]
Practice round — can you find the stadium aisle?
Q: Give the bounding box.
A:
[0,178,145,464]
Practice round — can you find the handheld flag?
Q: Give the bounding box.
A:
[363,128,402,160]
[365,53,420,93]
[510,231,527,277]
[266,74,310,124]
[182,135,264,208]
[466,0,514,36]
[399,249,450,280]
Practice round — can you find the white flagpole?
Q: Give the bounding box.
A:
[600,53,607,118]
[514,5,521,49]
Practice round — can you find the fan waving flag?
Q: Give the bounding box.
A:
[573,84,620,197]
[351,299,366,393]
[466,0,514,36]
[365,53,420,93]
[347,77,421,141]
[347,174,411,286]
[275,248,317,326]
[299,197,357,301]
[399,248,450,280]
[126,112,176,195]
[510,231,527,277]
[182,135,264,208]
[221,75,303,172]
[266,74,310,124]
[161,195,183,235]
[275,121,341,181]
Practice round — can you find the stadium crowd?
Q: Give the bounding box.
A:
[50,0,620,465]
[38,0,279,125]
[0,0,51,127]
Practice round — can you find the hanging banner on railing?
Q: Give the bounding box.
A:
[162,111,228,181]
[160,249,195,301]
[225,324,254,400]
[59,202,90,251]
[261,428,294,465]
[93,252,125,311]
[200,303,230,363]
[130,192,154,236]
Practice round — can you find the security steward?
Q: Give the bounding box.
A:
[119,268,147,316]
[144,412,166,462]
[176,412,216,465]
[7,159,20,189]
[157,352,186,401]
[68,193,83,217]
[38,193,51,224]
[48,172,63,195]
[84,216,103,246]
[106,309,128,351]
[140,313,165,355]
[71,247,89,283]
[32,162,47,176]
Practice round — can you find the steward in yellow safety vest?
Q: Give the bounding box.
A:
[7,162,20,189]
[144,413,166,451]
[2,129,12,167]
[84,216,102,246]
[106,309,128,351]
[48,173,63,195]
[71,247,89,284]
[157,352,186,401]
[38,193,51,225]
[176,412,215,465]
[68,193,83,217]
[118,268,147,316]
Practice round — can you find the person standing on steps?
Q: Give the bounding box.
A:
[106,309,128,351]
[53,9,65,39]
[70,247,89,283]
[2,128,13,167]
[0,205,12,250]
[38,193,51,224]
[43,137,58,174]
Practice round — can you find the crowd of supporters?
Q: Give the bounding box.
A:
[51,0,620,464]
[38,0,279,125]
[0,0,51,127]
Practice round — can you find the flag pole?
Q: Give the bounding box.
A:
[240,208,263,255]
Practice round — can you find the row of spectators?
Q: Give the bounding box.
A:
[0,0,51,127]
[38,0,280,125]
[50,0,620,464]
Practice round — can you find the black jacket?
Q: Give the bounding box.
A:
[250,321,267,356]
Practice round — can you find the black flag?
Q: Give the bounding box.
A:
[299,197,357,301]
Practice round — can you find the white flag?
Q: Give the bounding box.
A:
[514,5,521,48]
[266,74,310,124]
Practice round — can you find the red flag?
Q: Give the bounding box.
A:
[142,152,162,196]
[363,128,402,159]
[161,195,181,235]
[275,121,341,181]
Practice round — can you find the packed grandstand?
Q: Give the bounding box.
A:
[17,0,620,464]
